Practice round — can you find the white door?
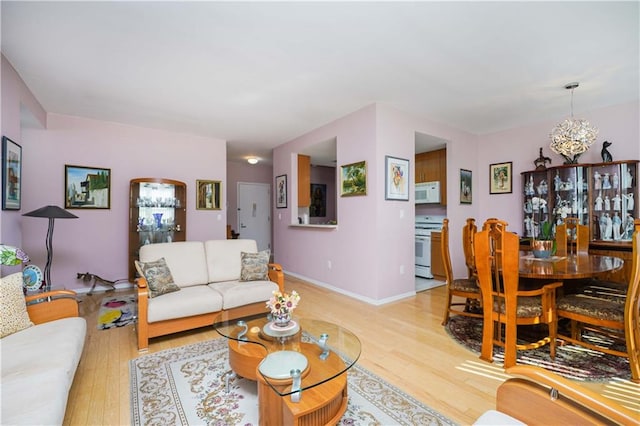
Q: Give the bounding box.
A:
[237,182,271,252]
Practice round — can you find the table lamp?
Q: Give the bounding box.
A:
[23,205,78,291]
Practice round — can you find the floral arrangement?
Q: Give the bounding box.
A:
[0,244,29,266]
[266,290,300,316]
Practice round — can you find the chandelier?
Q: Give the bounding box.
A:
[549,82,598,164]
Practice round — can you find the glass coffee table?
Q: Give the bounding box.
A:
[213,311,361,425]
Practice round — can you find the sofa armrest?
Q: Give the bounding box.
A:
[136,277,150,350]
[25,290,80,324]
[268,262,284,292]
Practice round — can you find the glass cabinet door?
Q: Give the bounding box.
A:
[522,169,550,238]
[589,161,638,242]
[129,178,186,280]
[549,165,589,233]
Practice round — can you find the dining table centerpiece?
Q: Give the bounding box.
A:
[531,197,555,258]
[266,290,300,327]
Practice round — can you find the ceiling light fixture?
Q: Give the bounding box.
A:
[549,82,598,164]
[247,158,259,165]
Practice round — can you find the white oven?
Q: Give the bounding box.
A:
[415,215,445,278]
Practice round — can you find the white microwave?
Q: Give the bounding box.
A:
[415,181,440,204]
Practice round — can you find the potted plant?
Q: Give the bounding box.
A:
[532,219,555,258]
[530,197,555,258]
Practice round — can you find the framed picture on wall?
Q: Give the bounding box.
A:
[196,180,221,210]
[275,174,287,208]
[384,156,409,201]
[489,161,512,194]
[2,136,22,210]
[65,165,111,209]
[460,169,472,204]
[340,160,367,196]
[310,183,327,217]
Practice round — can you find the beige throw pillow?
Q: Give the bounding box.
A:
[1,272,34,337]
[134,257,181,298]
[240,250,270,281]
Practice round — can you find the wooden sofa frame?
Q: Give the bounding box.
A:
[136,263,284,351]
[496,365,637,425]
[25,290,80,323]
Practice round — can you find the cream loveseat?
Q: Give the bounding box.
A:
[1,273,86,425]
[136,239,284,350]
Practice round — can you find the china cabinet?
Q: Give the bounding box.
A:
[128,178,187,280]
[521,160,638,246]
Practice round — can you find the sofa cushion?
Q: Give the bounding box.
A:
[147,285,224,323]
[135,257,181,298]
[209,280,279,310]
[139,241,208,288]
[1,316,86,425]
[205,239,258,283]
[240,250,270,281]
[1,272,34,338]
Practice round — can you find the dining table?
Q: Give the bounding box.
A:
[519,253,624,280]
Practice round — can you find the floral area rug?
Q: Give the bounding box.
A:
[130,338,456,426]
[445,316,631,382]
[97,294,137,330]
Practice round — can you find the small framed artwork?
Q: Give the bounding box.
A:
[460,169,472,204]
[310,183,327,217]
[196,180,221,210]
[385,156,409,201]
[65,165,111,209]
[489,161,513,194]
[340,160,367,197]
[275,174,287,208]
[2,136,22,210]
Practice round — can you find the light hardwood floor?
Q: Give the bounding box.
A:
[64,275,630,425]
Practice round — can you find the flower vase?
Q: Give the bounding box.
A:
[273,312,291,327]
[532,240,553,259]
[152,213,163,229]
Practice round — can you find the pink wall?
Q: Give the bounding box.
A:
[20,114,227,290]
[1,55,46,274]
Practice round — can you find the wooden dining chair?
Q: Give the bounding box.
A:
[441,218,483,326]
[475,218,562,369]
[555,219,640,383]
[555,217,589,256]
[462,218,477,280]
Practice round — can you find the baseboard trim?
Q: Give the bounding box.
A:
[283,270,416,306]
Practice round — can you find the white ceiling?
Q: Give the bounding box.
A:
[2,2,638,164]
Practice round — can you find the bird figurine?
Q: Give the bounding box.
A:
[601,141,613,162]
[534,147,552,170]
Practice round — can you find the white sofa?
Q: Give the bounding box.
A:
[1,273,86,425]
[136,239,284,350]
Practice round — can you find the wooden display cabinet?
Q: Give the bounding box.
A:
[128,178,187,281]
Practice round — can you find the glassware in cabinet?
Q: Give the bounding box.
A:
[129,178,186,280]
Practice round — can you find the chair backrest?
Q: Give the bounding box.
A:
[475,219,519,304]
[556,217,589,256]
[440,218,455,285]
[462,218,477,279]
[625,219,640,380]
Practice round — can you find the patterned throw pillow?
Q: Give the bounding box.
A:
[134,257,181,298]
[1,272,34,337]
[240,250,270,282]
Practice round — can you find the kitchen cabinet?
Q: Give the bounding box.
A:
[430,231,445,281]
[129,178,186,280]
[298,154,310,207]
[415,149,447,205]
[521,160,638,246]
